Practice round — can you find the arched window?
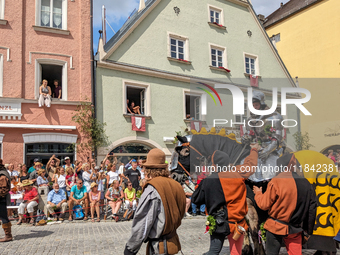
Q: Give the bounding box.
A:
[109,143,153,165]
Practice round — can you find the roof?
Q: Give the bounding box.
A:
[263,0,323,28]
[103,0,158,52]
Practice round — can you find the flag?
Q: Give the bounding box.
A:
[191,121,202,132]
[132,116,146,131]
[250,75,258,87]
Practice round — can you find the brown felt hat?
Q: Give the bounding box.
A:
[142,148,168,169]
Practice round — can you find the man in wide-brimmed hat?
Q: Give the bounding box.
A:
[0,158,13,242]
[17,179,39,225]
[124,148,186,255]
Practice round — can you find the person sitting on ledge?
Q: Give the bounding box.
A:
[47,183,67,221]
[39,79,52,107]
[129,101,141,115]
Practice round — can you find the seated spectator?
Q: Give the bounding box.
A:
[124,181,137,211]
[8,177,17,219]
[105,180,123,221]
[38,79,52,107]
[47,183,67,221]
[37,169,49,187]
[89,183,101,222]
[53,80,62,99]
[17,180,39,225]
[55,167,67,195]
[65,167,76,197]
[129,101,141,115]
[68,179,89,221]
[19,164,29,183]
[183,178,205,216]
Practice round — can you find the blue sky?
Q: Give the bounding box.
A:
[93,0,290,52]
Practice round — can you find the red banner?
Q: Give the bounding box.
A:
[131,116,146,132]
[250,75,259,87]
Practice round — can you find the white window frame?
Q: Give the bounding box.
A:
[235,100,248,123]
[209,43,227,68]
[183,90,204,121]
[167,32,190,61]
[123,80,151,117]
[35,0,67,30]
[243,53,259,76]
[0,0,5,20]
[208,5,224,26]
[35,58,68,100]
[0,134,4,160]
[0,54,3,97]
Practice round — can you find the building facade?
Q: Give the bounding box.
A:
[0,0,92,166]
[95,0,299,164]
[264,0,340,153]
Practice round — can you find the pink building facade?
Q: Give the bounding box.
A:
[0,0,92,166]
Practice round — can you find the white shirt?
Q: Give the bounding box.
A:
[7,170,19,177]
[56,174,66,188]
[118,165,125,175]
[107,171,119,184]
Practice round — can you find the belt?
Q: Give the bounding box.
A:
[227,218,245,225]
[269,217,300,229]
[147,230,177,255]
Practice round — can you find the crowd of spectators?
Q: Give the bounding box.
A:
[3,151,208,224]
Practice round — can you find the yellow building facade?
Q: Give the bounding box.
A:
[264,0,340,153]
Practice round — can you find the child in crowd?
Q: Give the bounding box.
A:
[96,167,106,214]
[65,167,76,197]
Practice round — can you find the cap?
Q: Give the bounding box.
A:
[64,157,70,160]
[94,166,100,170]
[131,159,137,162]
[34,158,40,163]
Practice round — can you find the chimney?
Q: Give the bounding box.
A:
[102,5,106,45]
[258,14,265,24]
[138,0,146,12]
[97,31,105,61]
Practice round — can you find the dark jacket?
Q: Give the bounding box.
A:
[0,164,11,205]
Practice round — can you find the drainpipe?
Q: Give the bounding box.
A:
[90,0,97,160]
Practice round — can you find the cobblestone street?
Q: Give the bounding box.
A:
[1,217,338,255]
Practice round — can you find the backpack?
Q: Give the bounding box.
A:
[0,174,10,197]
[36,209,47,222]
[73,205,84,220]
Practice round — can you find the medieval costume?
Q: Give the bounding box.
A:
[242,90,285,182]
[0,159,12,242]
[124,148,186,255]
[192,147,259,255]
[254,153,316,255]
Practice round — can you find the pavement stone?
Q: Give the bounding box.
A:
[0,217,338,254]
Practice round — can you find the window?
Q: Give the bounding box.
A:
[0,0,5,20]
[211,48,223,67]
[208,5,224,26]
[244,54,259,75]
[37,0,67,30]
[110,143,152,164]
[124,81,150,116]
[25,143,74,166]
[235,101,248,123]
[170,38,185,60]
[35,59,68,100]
[209,44,227,69]
[185,94,201,120]
[210,9,220,24]
[168,33,189,61]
